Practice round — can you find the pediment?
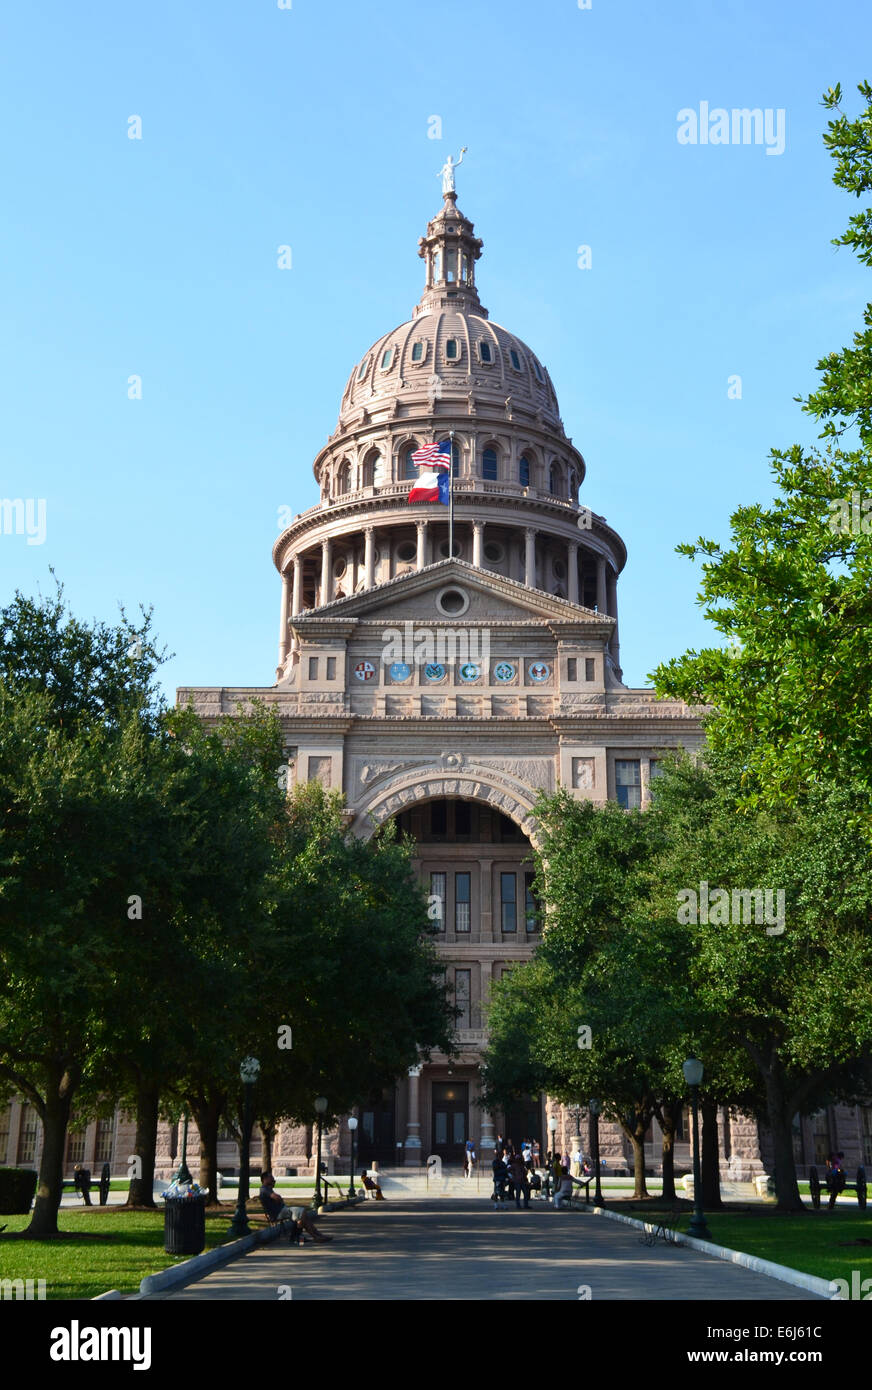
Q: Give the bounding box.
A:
[291,560,611,631]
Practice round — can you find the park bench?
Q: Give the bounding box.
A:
[808,1165,867,1211]
[61,1163,111,1206]
[640,1206,684,1246]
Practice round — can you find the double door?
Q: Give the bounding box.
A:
[431,1082,469,1164]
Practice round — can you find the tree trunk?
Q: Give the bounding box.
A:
[701,1096,723,1209]
[188,1092,224,1204]
[26,1064,77,1236]
[763,1072,804,1212]
[127,1080,159,1207]
[261,1121,275,1175]
[658,1099,680,1202]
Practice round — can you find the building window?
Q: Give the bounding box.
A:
[567,658,577,681]
[479,341,493,363]
[549,464,559,495]
[525,872,539,933]
[362,453,378,487]
[455,873,471,932]
[397,541,417,563]
[482,448,498,481]
[326,657,336,680]
[17,1103,38,1165]
[404,447,419,480]
[455,969,471,1029]
[811,1109,831,1166]
[455,801,471,836]
[445,338,458,360]
[510,348,521,370]
[356,357,369,381]
[95,1118,114,1165]
[433,250,442,280]
[430,872,446,931]
[430,800,447,836]
[519,455,530,487]
[585,657,595,681]
[532,358,545,383]
[66,1123,86,1166]
[615,760,642,809]
[569,470,578,499]
[308,657,318,680]
[380,348,393,370]
[411,340,424,363]
[337,461,351,494]
[501,872,517,933]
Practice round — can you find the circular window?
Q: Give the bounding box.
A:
[436,587,470,617]
[438,540,462,559]
[484,542,504,563]
[333,557,347,579]
[397,541,417,563]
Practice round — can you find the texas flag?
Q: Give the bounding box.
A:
[408,440,451,504]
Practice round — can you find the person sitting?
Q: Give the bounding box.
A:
[258,1172,332,1242]
[361,1170,386,1200]
[553,1165,583,1209]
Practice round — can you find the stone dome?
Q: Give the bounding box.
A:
[335,191,564,436]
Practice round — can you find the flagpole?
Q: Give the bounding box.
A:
[448,430,454,560]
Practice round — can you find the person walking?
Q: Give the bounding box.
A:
[464,1138,477,1178]
[508,1150,530,1209]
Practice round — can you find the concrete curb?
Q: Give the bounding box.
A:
[91,1289,122,1300]
[138,1221,284,1298]
[585,1204,834,1300]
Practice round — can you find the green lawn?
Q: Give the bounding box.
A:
[618,1198,871,1285]
[0,1204,266,1300]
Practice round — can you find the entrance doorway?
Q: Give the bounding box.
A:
[503,1096,542,1155]
[358,1088,396,1167]
[431,1082,469,1164]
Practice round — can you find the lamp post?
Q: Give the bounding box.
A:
[228,1056,260,1238]
[173,1110,192,1184]
[589,1099,604,1206]
[314,1096,328,1210]
[683,1056,711,1240]
[547,1114,558,1162]
[347,1116,358,1200]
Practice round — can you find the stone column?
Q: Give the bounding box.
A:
[278,571,291,666]
[524,528,536,588]
[405,1065,423,1165]
[607,568,620,669]
[416,520,428,571]
[472,520,483,568]
[596,556,607,615]
[291,555,302,617]
[320,538,332,606]
[567,541,579,604]
[364,526,375,589]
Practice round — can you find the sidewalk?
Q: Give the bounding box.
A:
[152,1200,825,1301]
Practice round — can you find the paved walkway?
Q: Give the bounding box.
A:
[156,1201,823,1301]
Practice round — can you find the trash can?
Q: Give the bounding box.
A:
[163,1193,207,1255]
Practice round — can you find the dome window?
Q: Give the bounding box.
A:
[356,357,370,381]
[436,587,469,616]
[519,455,531,487]
[397,541,417,563]
[482,447,498,481]
[411,340,425,363]
[380,348,394,370]
[438,539,462,558]
[484,541,504,563]
[404,447,420,480]
[509,348,521,371]
[478,341,493,364]
[445,338,459,360]
[532,358,545,383]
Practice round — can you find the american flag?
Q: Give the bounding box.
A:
[411,440,451,470]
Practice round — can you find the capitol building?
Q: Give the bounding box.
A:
[4,179,869,1187]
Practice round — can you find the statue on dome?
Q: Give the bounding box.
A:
[439,148,467,195]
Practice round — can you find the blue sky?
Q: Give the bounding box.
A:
[1,1,870,695]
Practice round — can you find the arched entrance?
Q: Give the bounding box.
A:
[374,791,542,1168]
